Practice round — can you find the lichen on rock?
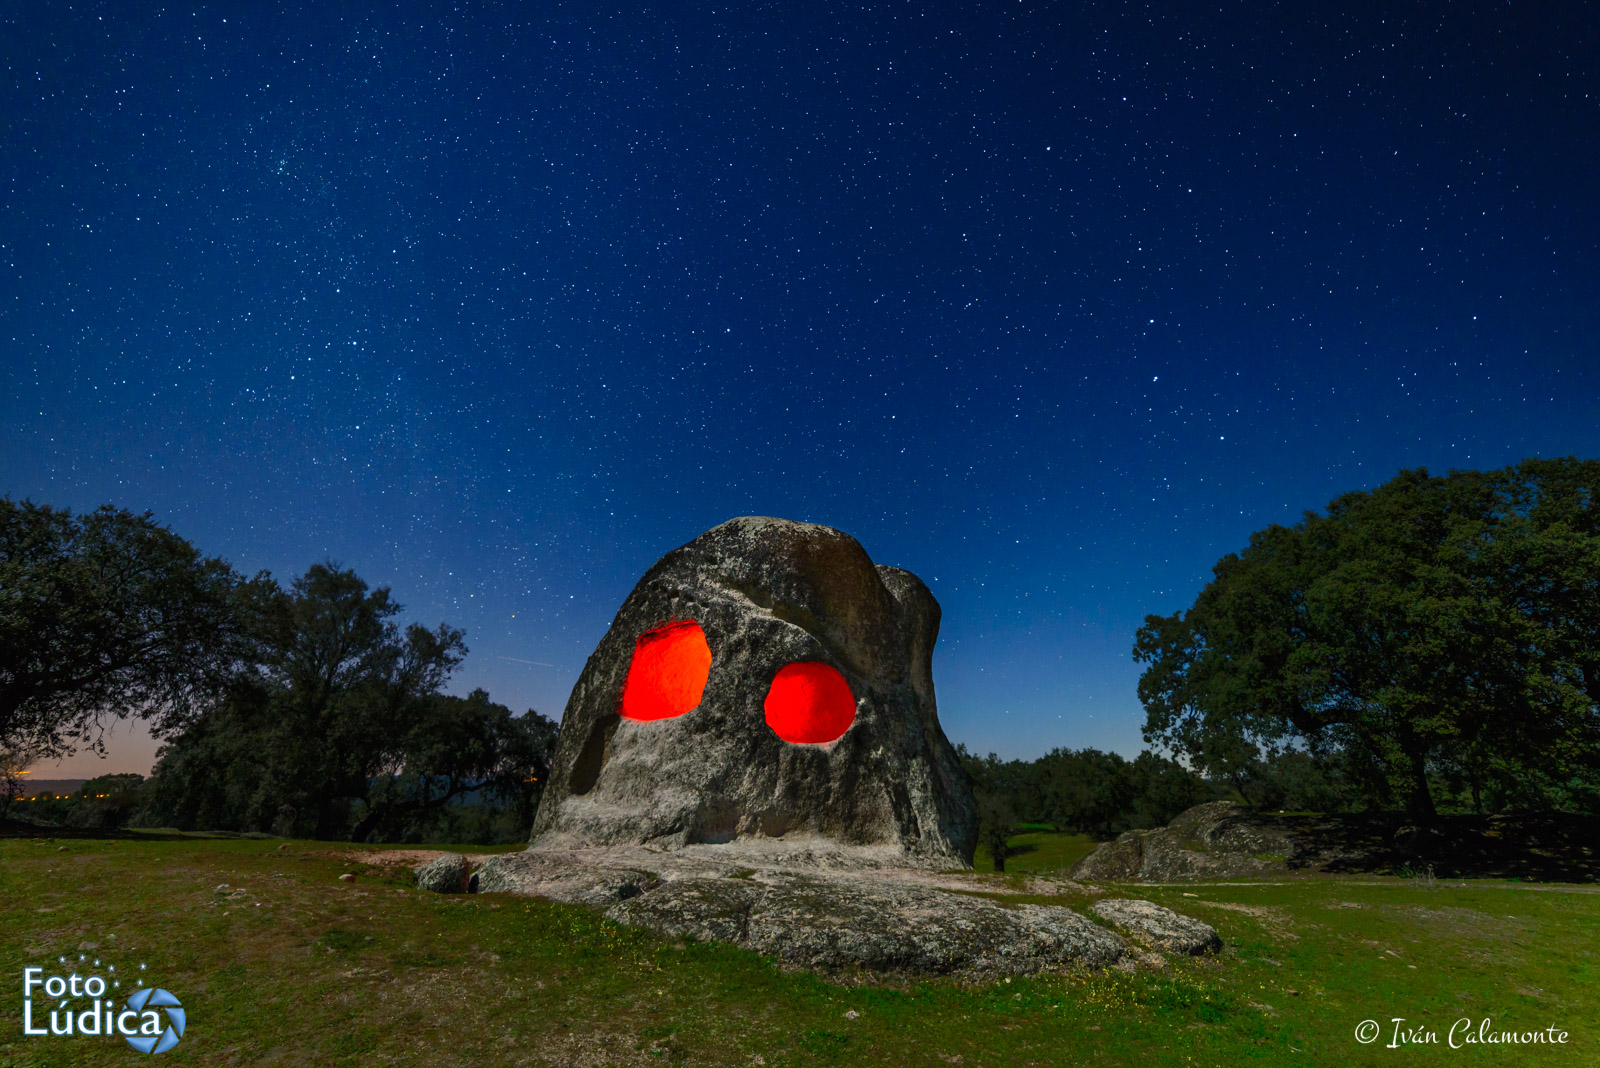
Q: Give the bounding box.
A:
[1071,801,1301,881]
[471,847,1133,978]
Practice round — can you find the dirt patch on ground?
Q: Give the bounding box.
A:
[1189,900,1299,939]
[1378,904,1526,966]
[338,849,498,867]
[1195,901,1290,922]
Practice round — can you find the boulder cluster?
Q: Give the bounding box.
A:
[415,518,1223,976]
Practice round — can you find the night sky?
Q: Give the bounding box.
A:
[5,3,1597,777]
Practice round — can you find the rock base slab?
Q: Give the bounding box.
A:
[457,846,1219,978]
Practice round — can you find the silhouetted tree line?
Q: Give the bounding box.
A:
[958,741,1499,862]
[9,457,1599,842]
[958,744,1226,850]
[1,498,558,842]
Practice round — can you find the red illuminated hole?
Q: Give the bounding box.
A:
[763,662,856,745]
[619,621,712,722]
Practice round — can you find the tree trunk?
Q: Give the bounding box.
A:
[1404,747,1438,824]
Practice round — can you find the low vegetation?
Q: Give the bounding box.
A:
[2,825,1593,1067]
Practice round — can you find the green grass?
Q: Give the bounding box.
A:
[1,831,1595,1066]
[974,826,1104,873]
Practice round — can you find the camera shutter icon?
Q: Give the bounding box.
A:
[123,987,185,1054]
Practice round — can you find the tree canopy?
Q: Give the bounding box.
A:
[958,744,1216,838]
[0,498,268,757]
[1134,458,1600,819]
[145,563,558,840]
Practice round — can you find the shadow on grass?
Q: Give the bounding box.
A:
[1254,809,1600,882]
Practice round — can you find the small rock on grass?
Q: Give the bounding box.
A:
[414,853,472,894]
[1090,898,1222,955]
[338,873,356,883]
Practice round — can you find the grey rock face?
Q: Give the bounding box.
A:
[1090,899,1222,955]
[1071,801,1298,882]
[530,517,976,868]
[414,853,471,893]
[471,847,1130,977]
[727,883,1127,976]
[613,876,1130,976]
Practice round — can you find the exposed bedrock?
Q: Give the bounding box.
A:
[1090,898,1222,955]
[469,848,1135,978]
[413,853,471,894]
[1071,801,1305,882]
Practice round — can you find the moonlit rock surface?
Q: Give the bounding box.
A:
[1070,801,1300,881]
[1090,898,1223,955]
[528,516,977,868]
[414,853,471,894]
[470,847,1134,978]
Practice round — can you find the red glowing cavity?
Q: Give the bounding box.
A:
[763,662,856,745]
[619,621,712,721]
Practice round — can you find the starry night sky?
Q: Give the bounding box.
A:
[5,2,1597,777]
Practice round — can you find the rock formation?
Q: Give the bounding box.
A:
[528,516,976,867]
[473,847,1131,978]
[413,852,472,894]
[1090,899,1222,955]
[1070,801,1301,881]
[444,518,1224,976]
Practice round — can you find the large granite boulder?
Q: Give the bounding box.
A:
[1071,801,1300,881]
[529,517,976,868]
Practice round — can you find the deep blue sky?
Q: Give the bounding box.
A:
[5,2,1597,776]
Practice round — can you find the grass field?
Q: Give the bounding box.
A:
[1,827,1594,1067]
[974,824,1102,874]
